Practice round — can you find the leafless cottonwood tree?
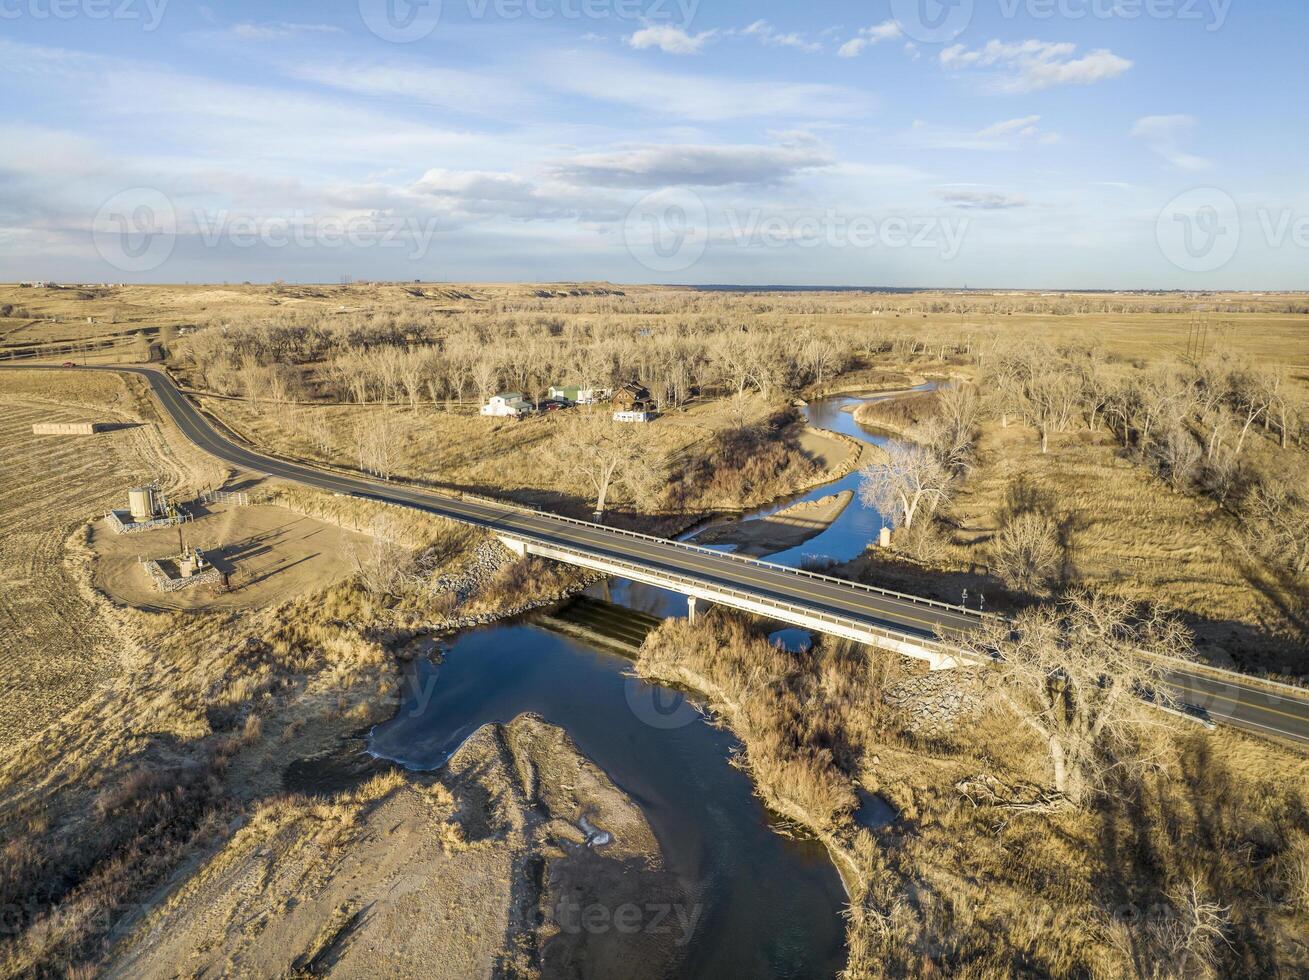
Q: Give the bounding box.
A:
[921,383,981,471]
[559,411,663,518]
[351,515,416,598]
[858,443,952,530]
[991,511,1062,595]
[1023,370,1081,454]
[1240,468,1309,576]
[1124,877,1232,980]
[356,416,401,480]
[960,591,1192,804]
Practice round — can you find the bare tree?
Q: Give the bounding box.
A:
[356,416,401,480]
[559,411,663,519]
[1229,365,1274,456]
[1149,878,1232,979]
[1153,424,1201,490]
[1240,468,1309,575]
[991,511,1061,595]
[929,383,981,470]
[858,443,952,531]
[1023,370,1081,454]
[351,514,416,598]
[960,591,1192,804]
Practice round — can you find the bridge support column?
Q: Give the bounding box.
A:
[687,595,704,623]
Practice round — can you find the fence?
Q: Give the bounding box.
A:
[143,558,222,593]
[105,509,192,535]
[199,489,249,507]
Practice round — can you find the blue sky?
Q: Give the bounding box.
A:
[1,0,1306,287]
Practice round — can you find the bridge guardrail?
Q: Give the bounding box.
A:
[462,498,988,621]
[514,531,973,661]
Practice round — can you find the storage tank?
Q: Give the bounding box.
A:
[128,487,156,521]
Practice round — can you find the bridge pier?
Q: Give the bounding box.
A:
[491,533,965,671]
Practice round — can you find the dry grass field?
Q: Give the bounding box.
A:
[0,372,220,744]
[196,390,843,517]
[3,283,1307,977]
[943,422,1307,673]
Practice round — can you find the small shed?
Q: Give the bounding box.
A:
[548,385,581,403]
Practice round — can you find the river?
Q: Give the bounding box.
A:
[367,386,925,978]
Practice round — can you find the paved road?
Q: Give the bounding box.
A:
[7,363,1309,747]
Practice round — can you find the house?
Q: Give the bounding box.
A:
[612,382,654,412]
[548,385,580,403]
[549,385,611,405]
[480,392,534,418]
[614,410,656,423]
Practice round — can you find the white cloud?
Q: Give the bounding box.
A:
[410,169,620,222]
[229,22,343,41]
[838,21,902,58]
[740,20,822,53]
[940,39,1132,92]
[936,187,1030,209]
[1130,114,1210,171]
[907,115,1059,150]
[549,139,832,188]
[541,52,873,121]
[282,60,528,115]
[627,24,717,55]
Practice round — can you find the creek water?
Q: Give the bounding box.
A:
[367,387,925,977]
[371,625,848,978]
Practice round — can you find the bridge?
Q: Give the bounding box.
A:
[5,363,1309,746]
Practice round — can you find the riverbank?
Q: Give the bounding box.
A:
[690,490,855,557]
[108,713,692,978]
[368,623,851,977]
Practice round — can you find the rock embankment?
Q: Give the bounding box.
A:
[883,670,984,733]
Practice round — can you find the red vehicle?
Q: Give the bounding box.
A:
[61,361,76,368]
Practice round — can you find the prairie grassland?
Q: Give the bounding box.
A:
[0,372,222,745]
[197,390,829,516]
[938,422,1307,673]
[639,611,1309,979]
[0,479,590,977]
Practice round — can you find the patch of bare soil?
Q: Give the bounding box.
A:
[107,714,688,980]
[796,425,854,472]
[692,490,854,557]
[90,501,372,611]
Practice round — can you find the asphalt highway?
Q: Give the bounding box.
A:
[7,363,1309,747]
